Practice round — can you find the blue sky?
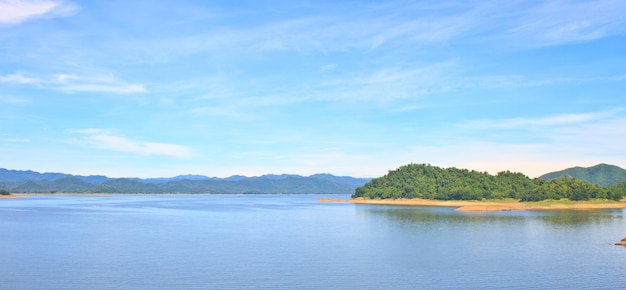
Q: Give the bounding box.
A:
[1,0,626,178]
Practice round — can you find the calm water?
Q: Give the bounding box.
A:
[1,195,625,289]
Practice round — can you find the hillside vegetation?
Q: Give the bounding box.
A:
[539,163,626,186]
[352,163,626,201]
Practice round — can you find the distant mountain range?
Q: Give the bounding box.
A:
[0,168,371,194]
[3,163,624,194]
[539,164,626,186]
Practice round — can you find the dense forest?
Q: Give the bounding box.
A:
[352,163,626,201]
[539,163,626,186]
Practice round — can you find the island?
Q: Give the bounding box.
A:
[345,163,626,211]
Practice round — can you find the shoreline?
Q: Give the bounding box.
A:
[345,198,626,211]
[7,194,626,211]
[7,193,349,197]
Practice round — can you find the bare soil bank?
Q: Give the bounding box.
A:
[345,198,626,211]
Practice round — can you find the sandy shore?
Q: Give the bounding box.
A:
[11,193,113,196]
[316,198,347,203]
[340,198,626,211]
[0,195,23,199]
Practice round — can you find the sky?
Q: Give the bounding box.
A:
[1,0,626,178]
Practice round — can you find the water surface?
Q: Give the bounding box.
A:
[1,195,625,289]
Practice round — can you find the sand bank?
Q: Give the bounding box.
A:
[316,198,347,203]
[344,198,626,211]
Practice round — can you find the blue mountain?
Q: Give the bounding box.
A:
[0,168,371,194]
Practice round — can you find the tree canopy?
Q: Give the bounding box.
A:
[539,163,626,186]
[352,163,625,201]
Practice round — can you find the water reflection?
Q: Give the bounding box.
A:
[357,204,625,228]
[536,209,625,226]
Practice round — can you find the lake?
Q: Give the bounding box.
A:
[1,194,625,289]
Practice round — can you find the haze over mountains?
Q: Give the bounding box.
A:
[0,169,370,194]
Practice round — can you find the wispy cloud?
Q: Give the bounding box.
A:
[52,73,148,94]
[296,61,458,106]
[0,137,30,143]
[0,72,146,94]
[69,129,194,158]
[0,72,37,84]
[0,95,29,104]
[613,74,626,81]
[179,60,579,116]
[112,0,626,60]
[463,108,623,129]
[507,0,626,47]
[188,105,259,121]
[0,0,75,24]
[98,1,478,62]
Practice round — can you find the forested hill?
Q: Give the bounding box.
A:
[539,164,626,186]
[0,168,370,194]
[352,163,626,201]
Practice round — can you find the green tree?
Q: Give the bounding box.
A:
[353,163,623,202]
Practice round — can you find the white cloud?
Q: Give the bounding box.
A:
[463,109,623,129]
[70,129,194,158]
[59,83,146,94]
[56,73,75,83]
[0,73,38,84]
[0,0,75,24]
[0,72,146,94]
[55,73,147,94]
